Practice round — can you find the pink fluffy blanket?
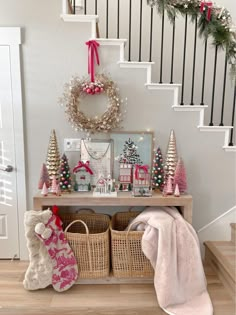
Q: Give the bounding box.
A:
[131,206,213,315]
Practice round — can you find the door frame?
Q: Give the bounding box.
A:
[0,27,27,259]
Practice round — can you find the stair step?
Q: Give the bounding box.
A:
[198,126,233,131]
[145,83,181,90]
[204,241,236,299]
[223,146,236,152]
[172,105,208,111]
[231,223,236,244]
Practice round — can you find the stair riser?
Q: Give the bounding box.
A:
[205,247,235,300]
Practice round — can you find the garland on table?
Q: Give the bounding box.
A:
[147,0,236,78]
[60,73,123,134]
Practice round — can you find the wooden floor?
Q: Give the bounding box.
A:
[0,261,235,315]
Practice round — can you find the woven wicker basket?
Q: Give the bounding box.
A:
[110,210,154,278]
[62,211,110,279]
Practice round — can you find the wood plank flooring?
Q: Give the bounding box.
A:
[0,261,235,315]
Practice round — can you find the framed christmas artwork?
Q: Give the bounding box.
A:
[80,139,113,186]
[110,131,154,182]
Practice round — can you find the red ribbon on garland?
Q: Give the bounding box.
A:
[200,0,213,21]
[135,164,149,180]
[73,161,94,175]
[52,205,62,228]
[85,40,100,83]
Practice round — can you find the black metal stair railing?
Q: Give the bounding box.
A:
[69,0,236,146]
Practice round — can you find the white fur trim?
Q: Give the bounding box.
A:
[41,228,52,240]
[35,222,46,235]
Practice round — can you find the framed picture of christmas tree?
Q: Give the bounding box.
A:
[110,131,154,182]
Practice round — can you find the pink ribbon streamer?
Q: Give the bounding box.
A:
[85,40,100,82]
[73,161,94,175]
[135,164,149,180]
[200,1,213,21]
[52,205,62,229]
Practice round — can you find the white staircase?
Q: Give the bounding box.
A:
[60,10,236,152]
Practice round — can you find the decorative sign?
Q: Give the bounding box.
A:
[80,139,113,185]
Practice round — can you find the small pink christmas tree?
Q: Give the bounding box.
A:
[174,183,180,197]
[166,176,173,195]
[38,163,50,189]
[51,175,58,194]
[41,182,48,196]
[173,158,187,193]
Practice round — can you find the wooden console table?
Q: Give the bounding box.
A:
[33,191,192,224]
[33,191,192,284]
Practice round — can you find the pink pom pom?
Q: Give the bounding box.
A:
[95,87,100,93]
[86,88,91,94]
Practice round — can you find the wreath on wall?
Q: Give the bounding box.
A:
[60,73,122,134]
[147,0,236,78]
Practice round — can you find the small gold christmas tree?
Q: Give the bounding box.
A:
[165,129,178,180]
[46,129,60,181]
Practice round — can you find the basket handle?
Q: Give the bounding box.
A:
[64,219,89,234]
[75,208,95,214]
[126,220,147,277]
[126,220,147,234]
[64,219,93,272]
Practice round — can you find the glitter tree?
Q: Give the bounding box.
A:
[165,129,178,180]
[59,154,72,192]
[46,129,60,181]
[152,147,165,191]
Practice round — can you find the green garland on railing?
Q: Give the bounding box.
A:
[147,0,236,79]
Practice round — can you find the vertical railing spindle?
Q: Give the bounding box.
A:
[159,10,165,84]
[106,0,109,38]
[190,16,198,105]
[219,54,228,126]
[209,46,218,126]
[170,16,176,84]
[95,0,97,14]
[117,0,120,39]
[138,0,143,62]
[128,0,132,62]
[84,0,87,14]
[73,0,76,14]
[229,85,236,146]
[200,39,208,105]
[149,7,154,62]
[180,14,188,105]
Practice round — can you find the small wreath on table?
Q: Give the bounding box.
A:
[60,73,122,134]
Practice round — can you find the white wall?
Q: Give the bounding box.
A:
[0,0,235,233]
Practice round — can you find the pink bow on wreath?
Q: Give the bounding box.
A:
[200,0,213,21]
[135,164,149,180]
[86,40,100,83]
[73,161,94,175]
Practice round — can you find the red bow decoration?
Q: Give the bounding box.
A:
[200,1,213,21]
[73,160,94,175]
[52,205,62,228]
[135,164,149,180]
[85,40,100,83]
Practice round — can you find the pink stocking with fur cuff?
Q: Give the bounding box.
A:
[35,207,78,292]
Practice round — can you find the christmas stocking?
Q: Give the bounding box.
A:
[35,207,78,292]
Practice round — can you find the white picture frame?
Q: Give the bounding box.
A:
[80,139,113,186]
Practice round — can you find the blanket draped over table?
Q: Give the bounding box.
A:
[130,207,213,315]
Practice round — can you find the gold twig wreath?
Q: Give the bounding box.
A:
[61,73,122,133]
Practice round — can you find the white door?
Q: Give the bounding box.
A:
[0,28,25,259]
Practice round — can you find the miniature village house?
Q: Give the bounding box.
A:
[133,164,152,196]
[73,160,93,192]
[119,163,132,191]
